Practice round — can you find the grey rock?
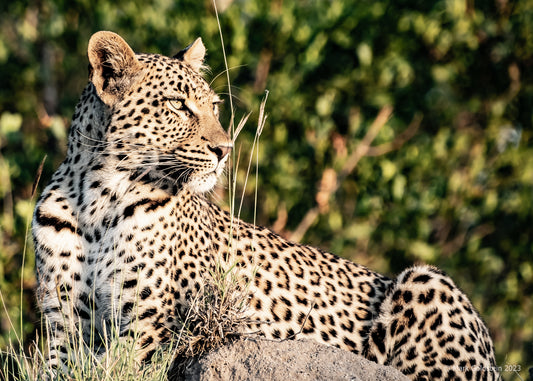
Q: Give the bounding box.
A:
[177,338,409,381]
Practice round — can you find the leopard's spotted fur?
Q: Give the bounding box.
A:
[32,31,499,380]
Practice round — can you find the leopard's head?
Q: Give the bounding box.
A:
[84,31,232,194]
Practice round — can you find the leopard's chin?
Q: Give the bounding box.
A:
[185,172,219,194]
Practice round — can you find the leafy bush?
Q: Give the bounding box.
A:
[1,0,531,377]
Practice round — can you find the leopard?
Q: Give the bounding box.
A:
[32,31,499,380]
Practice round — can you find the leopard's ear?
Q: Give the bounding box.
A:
[173,38,206,72]
[88,31,143,105]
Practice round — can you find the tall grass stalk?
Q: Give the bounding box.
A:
[167,2,269,373]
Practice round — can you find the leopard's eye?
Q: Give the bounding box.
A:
[213,99,223,115]
[167,99,188,113]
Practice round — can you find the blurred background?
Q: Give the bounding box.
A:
[0,0,532,377]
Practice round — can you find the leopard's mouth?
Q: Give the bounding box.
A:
[149,150,228,192]
[185,155,229,193]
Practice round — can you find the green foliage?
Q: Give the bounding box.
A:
[1,0,531,377]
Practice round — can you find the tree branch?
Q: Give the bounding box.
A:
[289,106,393,242]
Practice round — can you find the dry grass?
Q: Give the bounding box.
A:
[168,262,257,378]
[1,326,177,381]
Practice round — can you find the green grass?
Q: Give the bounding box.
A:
[1,324,175,380]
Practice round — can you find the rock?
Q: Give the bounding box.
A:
[175,338,409,381]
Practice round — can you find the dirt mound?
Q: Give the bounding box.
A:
[176,338,409,381]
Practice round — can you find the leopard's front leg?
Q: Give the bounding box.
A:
[37,281,94,375]
[33,193,94,375]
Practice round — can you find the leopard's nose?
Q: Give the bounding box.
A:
[208,144,232,160]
